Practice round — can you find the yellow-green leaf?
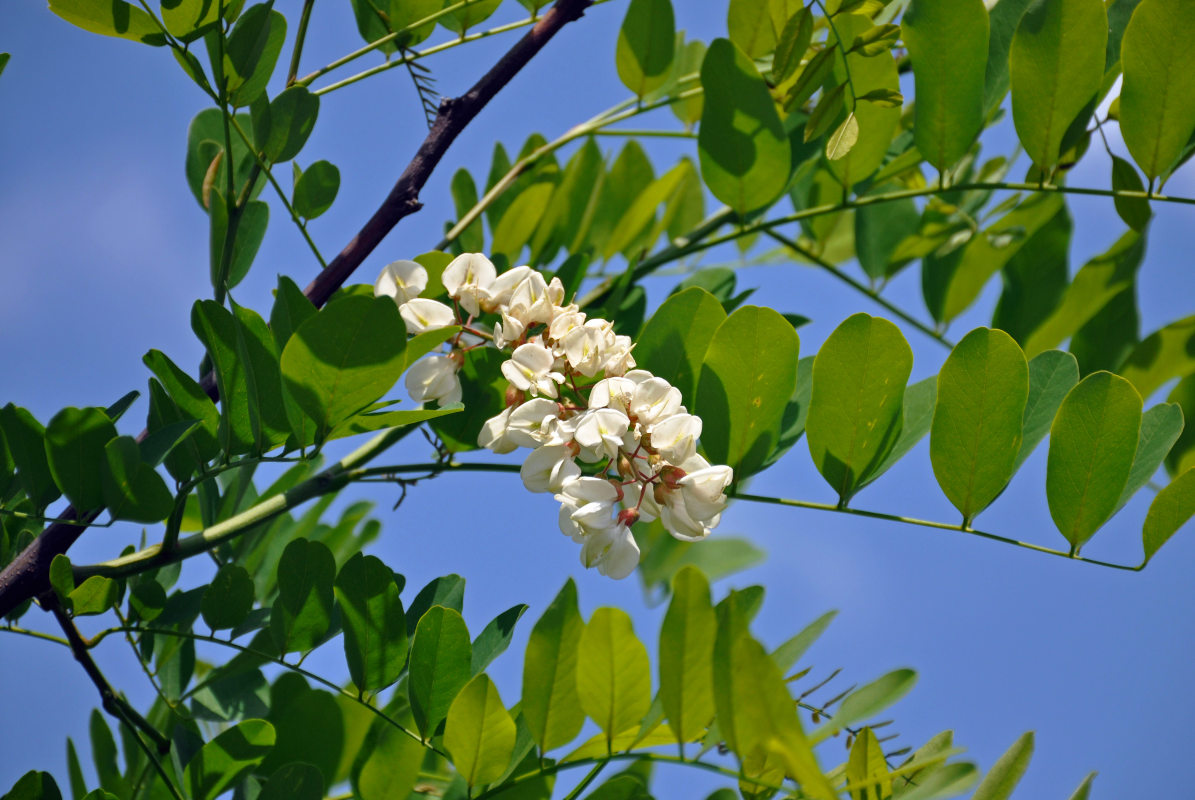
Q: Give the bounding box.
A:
[659,566,716,744]
[576,607,651,750]
[1118,315,1195,400]
[521,579,586,752]
[972,732,1034,800]
[1143,467,1195,562]
[616,0,675,98]
[444,674,516,788]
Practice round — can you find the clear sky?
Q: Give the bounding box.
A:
[2,2,1194,798]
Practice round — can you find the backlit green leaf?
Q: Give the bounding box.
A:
[636,287,727,400]
[335,553,407,692]
[811,669,917,743]
[260,687,344,781]
[439,0,501,34]
[471,604,528,676]
[69,576,118,617]
[659,566,716,744]
[845,728,891,800]
[0,405,60,510]
[522,579,586,753]
[1009,0,1106,171]
[1166,375,1195,476]
[576,607,651,749]
[266,86,319,163]
[48,0,165,45]
[444,674,517,788]
[409,605,472,739]
[280,294,407,444]
[1119,0,1195,182]
[201,565,254,631]
[904,0,989,172]
[351,696,423,800]
[698,38,791,214]
[1111,156,1152,231]
[224,5,286,107]
[806,313,912,503]
[1118,315,1195,400]
[2,771,61,800]
[972,732,1034,800]
[1114,402,1184,513]
[860,376,937,490]
[270,538,335,654]
[930,328,1029,523]
[184,719,275,800]
[161,0,221,40]
[44,407,117,511]
[696,306,800,480]
[1047,372,1143,548]
[1066,772,1098,800]
[293,160,340,219]
[101,436,172,523]
[1142,467,1195,561]
[727,0,799,58]
[616,0,675,98]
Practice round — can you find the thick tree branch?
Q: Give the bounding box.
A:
[0,0,593,619]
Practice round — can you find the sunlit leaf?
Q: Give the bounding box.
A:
[659,566,716,744]
[522,579,586,753]
[577,607,651,750]
[811,669,917,743]
[616,0,675,98]
[444,674,517,788]
[636,288,727,400]
[1143,467,1195,562]
[409,605,472,739]
[1118,315,1195,400]
[44,407,117,511]
[335,553,407,692]
[972,732,1034,800]
[48,0,165,45]
[183,719,275,800]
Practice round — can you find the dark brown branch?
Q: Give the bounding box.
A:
[303,0,594,306]
[0,0,593,618]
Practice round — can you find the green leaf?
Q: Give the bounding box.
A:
[522,579,588,752]
[604,162,689,260]
[266,86,319,162]
[826,13,902,188]
[259,688,344,782]
[1014,350,1080,470]
[636,288,727,401]
[971,732,1034,800]
[1143,467,1195,560]
[388,0,442,46]
[103,390,139,424]
[1066,772,1098,800]
[698,38,791,215]
[1166,375,1195,476]
[0,53,8,80]
[102,436,173,522]
[280,294,407,443]
[1023,231,1144,357]
[855,191,919,281]
[659,566,716,744]
[258,763,323,800]
[405,574,465,636]
[771,610,836,674]
[185,109,257,209]
[49,555,75,606]
[44,407,118,510]
[444,674,517,788]
[2,771,61,800]
[897,763,979,800]
[805,83,848,144]
[845,728,891,800]
[1047,371,1143,549]
[270,538,336,654]
[48,0,165,45]
[69,576,119,616]
[409,605,473,739]
[492,180,555,262]
[472,604,528,676]
[616,0,675,98]
[1114,402,1185,513]
[577,607,652,749]
[930,328,1029,523]
[774,8,814,83]
[904,0,989,172]
[1111,156,1152,231]
[201,565,255,630]
[1009,0,1107,171]
[859,376,937,490]
[786,45,837,113]
[231,301,291,450]
[696,306,800,480]
[0,404,61,510]
[812,669,917,743]
[991,205,1074,345]
[143,349,220,460]
[439,0,501,34]
[269,275,317,352]
[1118,315,1195,400]
[224,5,286,107]
[351,697,423,800]
[161,0,221,40]
[66,738,86,800]
[727,0,796,58]
[825,112,859,161]
[293,160,340,219]
[191,300,254,455]
[449,169,485,255]
[335,553,407,692]
[1119,0,1195,182]
[183,719,275,800]
[806,313,912,503]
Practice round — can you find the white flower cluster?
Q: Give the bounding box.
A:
[375,253,734,580]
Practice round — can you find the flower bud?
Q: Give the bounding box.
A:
[659,465,687,489]
[617,453,635,481]
[505,384,525,407]
[617,507,640,526]
[653,482,671,505]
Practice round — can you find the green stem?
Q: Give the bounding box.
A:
[74,426,413,581]
[311,0,618,96]
[591,129,698,139]
[762,229,953,348]
[96,625,432,752]
[228,116,328,268]
[560,762,608,800]
[1,624,71,647]
[729,491,1144,571]
[814,0,857,110]
[287,0,317,86]
[214,4,239,305]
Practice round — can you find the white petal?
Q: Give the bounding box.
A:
[374,260,428,304]
[400,298,456,334]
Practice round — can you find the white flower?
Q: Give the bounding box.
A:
[501,342,563,398]
[660,497,716,542]
[561,320,613,377]
[602,334,636,376]
[482,265,534,311]
[478,407,517,454]
[679,465,734,521]
[404,355,461,407]
[555,477,620,541]
[375,260,428,304]
[573,408,631,461]
[588,377,637,411]
[506,270,555,324]
[493,311,526,349]
[400,298,456,334]
[629,377,683,427]
[548,310,587,343]
[580,523,640,579]
[441,253,496,317]
[650,413,701,462]
[521,444,581,493]
[506,398,562,448]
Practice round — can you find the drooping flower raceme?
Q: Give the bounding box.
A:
[375,252,734,579]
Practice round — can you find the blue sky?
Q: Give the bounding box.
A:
[2,1,1194,798]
